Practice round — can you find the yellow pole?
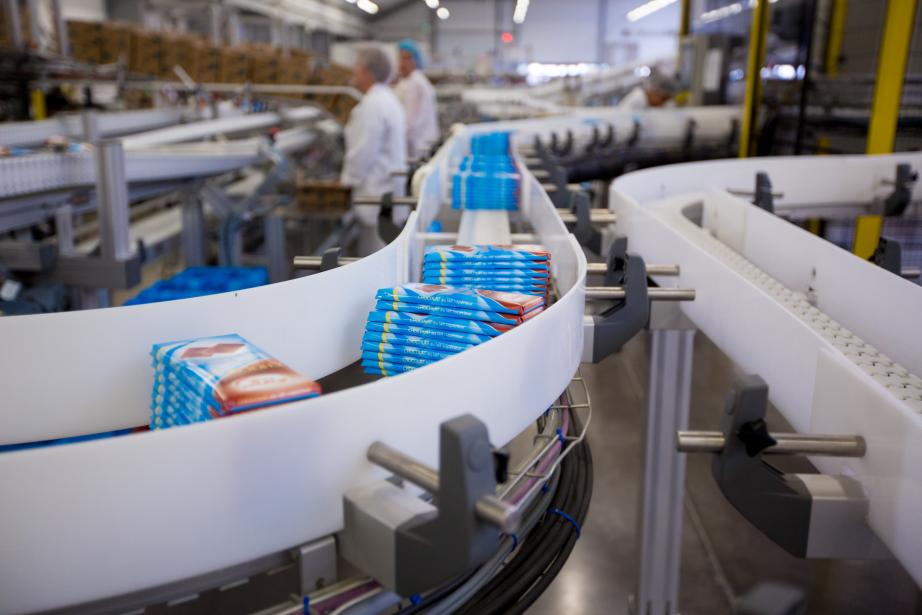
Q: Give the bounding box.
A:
[854,0,918,258]
[824,0,847,76]
[680,0,691,37]
[738,0,771,158]
[30,89,46,120]
[866,0,917,155]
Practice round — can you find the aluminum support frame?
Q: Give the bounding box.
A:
[181,189,206,267]
[635,303,696,615]
[94,140,132,262]
[264,209,289,283]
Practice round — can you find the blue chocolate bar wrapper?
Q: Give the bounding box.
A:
[363,330,477,353]
[361,360,418,376]
[424,244,550,262]
[374,300,542,326]
[365,319,493,344]
[361,350,437,368]
[376,283,544,315]
[367,310,512,336]
[361,341,456,362]
[422,262,550,273]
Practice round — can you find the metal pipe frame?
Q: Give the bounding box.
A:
[94,140,132,262]
[587,263,680,276]
[366,442,520,533]
[352,196,418,207]
[558,210,617,225]
[677,431,866,457]
[585,287,696,301]
[293,255,359,269]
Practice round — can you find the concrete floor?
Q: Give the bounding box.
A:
[528,333,922,615]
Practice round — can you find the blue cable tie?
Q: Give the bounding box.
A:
[548,507,582,538]
[541,482,549,494]
[410,593,422,606]
[511,533,519,550]
[555,427,565,446]
[303,596,310,614]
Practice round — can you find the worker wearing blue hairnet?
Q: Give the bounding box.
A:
[394,39,439,161]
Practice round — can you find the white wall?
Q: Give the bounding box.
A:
[606,0,680,66]
[61,0,107,21]
[373,0,680,71]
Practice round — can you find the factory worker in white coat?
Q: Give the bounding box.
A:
[341,46,408,255]
[618,70,678,110]
[393,39,440,161]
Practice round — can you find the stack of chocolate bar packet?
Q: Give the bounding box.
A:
[361,281,545,376]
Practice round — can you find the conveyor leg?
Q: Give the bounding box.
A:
[635,306,696,615]
[299,537,337,596]
[264,209,289,283]
[181,189,206,267]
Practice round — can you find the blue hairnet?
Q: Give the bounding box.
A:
[398,39,424,69]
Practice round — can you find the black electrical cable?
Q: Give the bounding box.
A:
[454,409,593,615]
[455,446,580,614]
[461,415,592,614]
[505,436,594,614]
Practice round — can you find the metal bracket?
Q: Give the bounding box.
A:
[691,375,887,559]
[570,190,602,253]
[588,237,650,362]
[882,163,918,217]
[339,414,507,597]
[754,171,774,213]
[550,129,574,157]
[870,236,902,275]
[683,118,697,158]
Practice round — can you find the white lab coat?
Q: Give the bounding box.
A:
[394,69,440,160]
[341,83,408,254]
[618,86,649,110]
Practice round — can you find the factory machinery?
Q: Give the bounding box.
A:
[1,102,920,615]
[0,101,339,311]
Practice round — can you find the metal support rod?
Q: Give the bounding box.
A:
[636,326,696,615]
[352,196,417,207]
[82,110,99,142]
[532,169,550,179]
[181,189,206,267]
[727,188,784,199]
[54,205,75,257]
[902,266,921,279]
[558,210,617,225]
[677,431,866,457]
[264,210,288,283]
[586,287,696,301]
[587,263,679,276]
[51,0,68,56]
[367,442,520,533]
[94,140,131,261]
[3,0,22,50]
[293,255,359,269]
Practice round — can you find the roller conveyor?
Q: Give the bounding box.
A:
[0,106,328,200]
[13,104,897,614]
[610,153,922,587]
[0,121,588,614]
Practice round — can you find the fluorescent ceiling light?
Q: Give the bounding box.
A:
[626,0,679,22]
[513,0,530,24]
[356,0,378,14]
[425,0,439,8]
[436,6,450,19]
[700,1,742,23]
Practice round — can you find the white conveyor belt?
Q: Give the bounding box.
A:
[0,125,587,614]
[1,108,185,149]
[610,153,922,588]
